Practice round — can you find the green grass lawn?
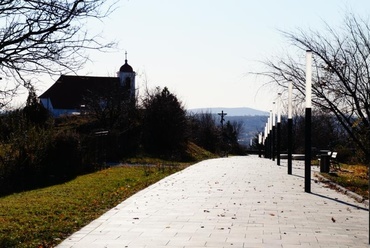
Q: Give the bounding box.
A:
[0,165,184,248]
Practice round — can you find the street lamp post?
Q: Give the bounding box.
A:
[264,123,268,158]
[272,102,276,161]
[305,50,312,193]
[288,81,293,175]
[258,132,262,157]
[269,110,273,159]
[277,94,282,166]
[265,118,270,158]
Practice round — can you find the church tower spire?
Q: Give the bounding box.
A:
[118,52,136,100]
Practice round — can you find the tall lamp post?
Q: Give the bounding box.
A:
[287,81,293,175]
[272,102,276,161]
[305,50,312,193]
[269,110,273,159]
[264,123,268,158]
[276,94,282,166]
[258,132,262,157]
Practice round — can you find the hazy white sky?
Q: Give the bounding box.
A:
[39,0,370,111]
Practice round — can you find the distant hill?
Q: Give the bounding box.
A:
[227,115,268,145]
[188,107,268,116]
[187,107,268,146]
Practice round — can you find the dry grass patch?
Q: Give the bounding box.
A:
[322,163,369,199]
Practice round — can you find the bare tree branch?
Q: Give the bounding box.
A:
[258,13,370,162]
[0,0,118,105]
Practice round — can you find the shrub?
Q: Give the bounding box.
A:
[141,87,188,158]
[187,112,221,153]
[46,130,82,181]
[0,119,53,195]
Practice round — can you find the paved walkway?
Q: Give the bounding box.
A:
[57,156,369,248]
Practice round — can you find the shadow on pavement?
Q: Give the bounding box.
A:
[310,192,368,211]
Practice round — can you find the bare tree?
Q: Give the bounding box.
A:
[83,83,136,129]
[260,13,370,162]
[0,0,117,107]
[187,111,221,154]
[261,15,370,164]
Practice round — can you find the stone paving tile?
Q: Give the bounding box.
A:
[56,156,369,248]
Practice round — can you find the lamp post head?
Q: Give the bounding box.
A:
[288,81,293,119]
[305,51,312,108]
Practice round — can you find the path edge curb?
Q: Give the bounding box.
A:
[314,172,369,207]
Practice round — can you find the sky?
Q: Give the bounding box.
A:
[35,0,370,111]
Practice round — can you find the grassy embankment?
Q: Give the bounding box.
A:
[0,143,216,248]
[320,163,369,200]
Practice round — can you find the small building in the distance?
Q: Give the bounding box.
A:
[39,56,136,117]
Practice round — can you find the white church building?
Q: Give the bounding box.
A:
[39,55,136,117]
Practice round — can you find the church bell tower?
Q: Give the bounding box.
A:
[118,52,136,100]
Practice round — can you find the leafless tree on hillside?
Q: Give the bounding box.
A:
[259,13,370,162]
